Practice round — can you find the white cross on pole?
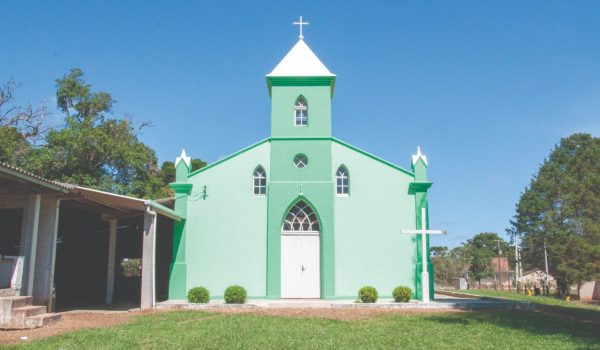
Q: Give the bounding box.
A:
[293,16,309,40]
[401,208,446,303]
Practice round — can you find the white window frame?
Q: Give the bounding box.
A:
[253,166,267,196]
[294,96,308,127]
[282,200,320,232]
[336,166,349,196]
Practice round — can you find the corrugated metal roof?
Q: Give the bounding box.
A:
[0,161,72,192]
[0,161,182,221]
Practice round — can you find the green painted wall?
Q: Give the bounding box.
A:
[331,142,418,298]
[266,139,335,299]
[168,56,436,301]
[182,142,270,298]
[411,158,434,301]
[270,81,332,138]
[168,161,193,299]
[168,137,434,301]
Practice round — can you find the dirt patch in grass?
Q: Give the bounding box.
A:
[211,307,463,321]
[0,311,135,346]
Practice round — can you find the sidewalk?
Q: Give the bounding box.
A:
[155,294,535,311]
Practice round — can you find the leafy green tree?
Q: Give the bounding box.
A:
[159,159,206,186]
[509,133,600,295]
[431,246,469,287]
[0,79,49,164]
[463,232,513,286]
[430,246,449,257]
[24,68,184,198]
[0,126,30,164]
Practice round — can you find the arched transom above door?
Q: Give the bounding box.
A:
[282,201,320,232]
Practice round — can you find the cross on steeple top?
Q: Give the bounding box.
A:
[293,16,309,40]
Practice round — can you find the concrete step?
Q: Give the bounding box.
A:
[11,305,46,324]
[0,296,34,324]
[0,296,33,309]
[24,313,62,328]
[0,288,19,297]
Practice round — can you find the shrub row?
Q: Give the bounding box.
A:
[358,285,413,303]
[187,285,248,304]
[188,285,412,304]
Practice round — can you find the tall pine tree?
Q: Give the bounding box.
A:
[510,134,600,294]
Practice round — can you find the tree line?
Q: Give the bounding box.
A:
[0,68,205,199]
[433,134,600,295]
[431,232,514,288]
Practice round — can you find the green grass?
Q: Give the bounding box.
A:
[457,289,600,310]
[7,310,600,349]
[444,289,600,324]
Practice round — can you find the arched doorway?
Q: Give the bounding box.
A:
[280,200,320,298]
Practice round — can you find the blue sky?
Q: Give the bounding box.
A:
[2,1,599,247]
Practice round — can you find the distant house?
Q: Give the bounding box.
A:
[476,257,514,289]
[579,281,600,301]
[519,268,555,289]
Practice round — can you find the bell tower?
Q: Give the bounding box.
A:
[266,37,336,138]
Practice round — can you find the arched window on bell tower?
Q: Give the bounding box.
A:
[294,96,308,126]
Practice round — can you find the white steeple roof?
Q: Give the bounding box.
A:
[267,39,335,77]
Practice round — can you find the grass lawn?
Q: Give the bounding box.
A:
[6,310,600,350]
[455,289,600,310]
[448,289,600,323]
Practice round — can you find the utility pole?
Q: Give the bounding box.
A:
[543,238,549,295]
[494,240,503,290]
[514,243,520,292]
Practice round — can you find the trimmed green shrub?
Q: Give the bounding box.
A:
[358,286,378,303]
[224,285,247,304]
[393,286,412,303]
[187,286,210,303]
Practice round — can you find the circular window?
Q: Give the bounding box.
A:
[293,154,308,168]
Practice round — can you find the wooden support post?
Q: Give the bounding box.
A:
[105,219,118,305]
[140,208,156,309]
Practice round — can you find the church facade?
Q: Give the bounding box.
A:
[167,37,434,301]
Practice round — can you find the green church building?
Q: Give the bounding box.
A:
[167,33,435,302]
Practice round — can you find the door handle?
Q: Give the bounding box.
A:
[301,265,305,272]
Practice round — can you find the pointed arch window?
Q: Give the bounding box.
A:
[336,166,349,195]
[253,166,266,195]
[282,200,320,232]
[294,96,308,126]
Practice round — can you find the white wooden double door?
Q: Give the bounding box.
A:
[281,233,320,298]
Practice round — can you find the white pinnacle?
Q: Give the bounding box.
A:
[411,146,428,166]
[175,149,191,167]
